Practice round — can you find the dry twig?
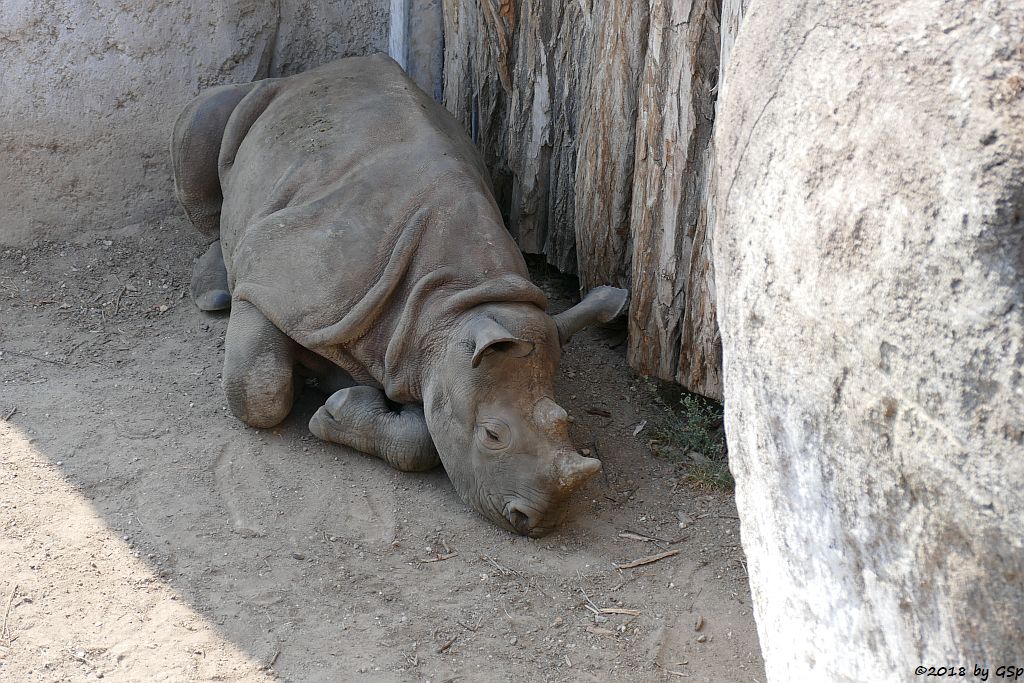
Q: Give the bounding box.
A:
[2,584,16,645]
[436,635,457,654]
[618,531,662,543]
[614,549,681,570]
[585,625,616,636]
[419,552,458,563]
[480,555,523,578]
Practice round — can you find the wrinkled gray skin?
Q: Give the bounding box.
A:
[170,55,628,536]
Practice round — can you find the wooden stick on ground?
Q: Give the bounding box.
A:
[2,584,17,645]
[614,548,681,570]
[436,635,457,654]
[419,552,458,563]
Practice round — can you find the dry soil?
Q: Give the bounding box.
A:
[0,217,764,682]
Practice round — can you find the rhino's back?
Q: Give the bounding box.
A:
[222,54,489,216]
[217,55,535,389]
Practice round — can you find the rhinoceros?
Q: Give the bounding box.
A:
[170,54,627,536]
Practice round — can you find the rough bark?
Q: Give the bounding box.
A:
[441,1,650,279]
[673,0,746,399]
[572,0,651,290]
[626,0,720,388]
[441,0,517,228]
[677,139,722,398]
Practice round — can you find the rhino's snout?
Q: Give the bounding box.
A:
[501,453,603,537]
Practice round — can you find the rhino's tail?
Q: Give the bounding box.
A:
[170,81,260,237]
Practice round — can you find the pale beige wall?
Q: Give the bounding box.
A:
[0,0,387,245]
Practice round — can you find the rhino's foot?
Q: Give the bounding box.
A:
[192,240,231,312]
[196,289,231,312]
[309,386,440,472]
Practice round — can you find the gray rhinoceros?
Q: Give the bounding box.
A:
[170,54,627,536]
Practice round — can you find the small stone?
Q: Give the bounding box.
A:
[580,448,591,456]
[696,634,707,643]
[291,552,305,561]
[509,636,518,645]
[694,615,704,631]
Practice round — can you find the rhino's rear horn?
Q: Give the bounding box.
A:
[469,316,535,368]
[552,285,629,345]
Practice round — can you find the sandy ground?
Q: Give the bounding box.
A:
[0,217,764,682]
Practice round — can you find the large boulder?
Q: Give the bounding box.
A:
[715,1,1024,680]
[0,0,386,245]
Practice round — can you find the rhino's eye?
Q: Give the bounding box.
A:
[476,420,511,451]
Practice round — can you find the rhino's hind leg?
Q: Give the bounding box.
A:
[171,82,257,237]
[192,240,231,311]
[309,386,441,472]
[223,299,297,428]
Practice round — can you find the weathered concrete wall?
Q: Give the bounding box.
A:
[716,0,1024,680]
[0,0,387,245]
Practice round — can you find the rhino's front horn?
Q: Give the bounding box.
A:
[552,285,629,345]
[555,451,602,492]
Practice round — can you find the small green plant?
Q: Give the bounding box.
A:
[650,391,734,491]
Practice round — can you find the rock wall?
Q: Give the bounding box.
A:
[715,0,1024,680]
[0,0,387,245]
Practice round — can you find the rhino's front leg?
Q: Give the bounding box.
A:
[223,299,297,428]
[309,386,441,472]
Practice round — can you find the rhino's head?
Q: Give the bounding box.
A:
[423,287,627,536]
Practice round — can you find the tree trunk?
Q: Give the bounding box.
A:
[572,0,651,290]
[670,0,746,398]
[626,0,721,395]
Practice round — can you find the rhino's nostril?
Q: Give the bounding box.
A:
[506,506,533,535]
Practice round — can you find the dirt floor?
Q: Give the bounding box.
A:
[0,217,764,682]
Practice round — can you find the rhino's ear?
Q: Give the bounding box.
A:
[552,285,629,345]
[469,317,535,368]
